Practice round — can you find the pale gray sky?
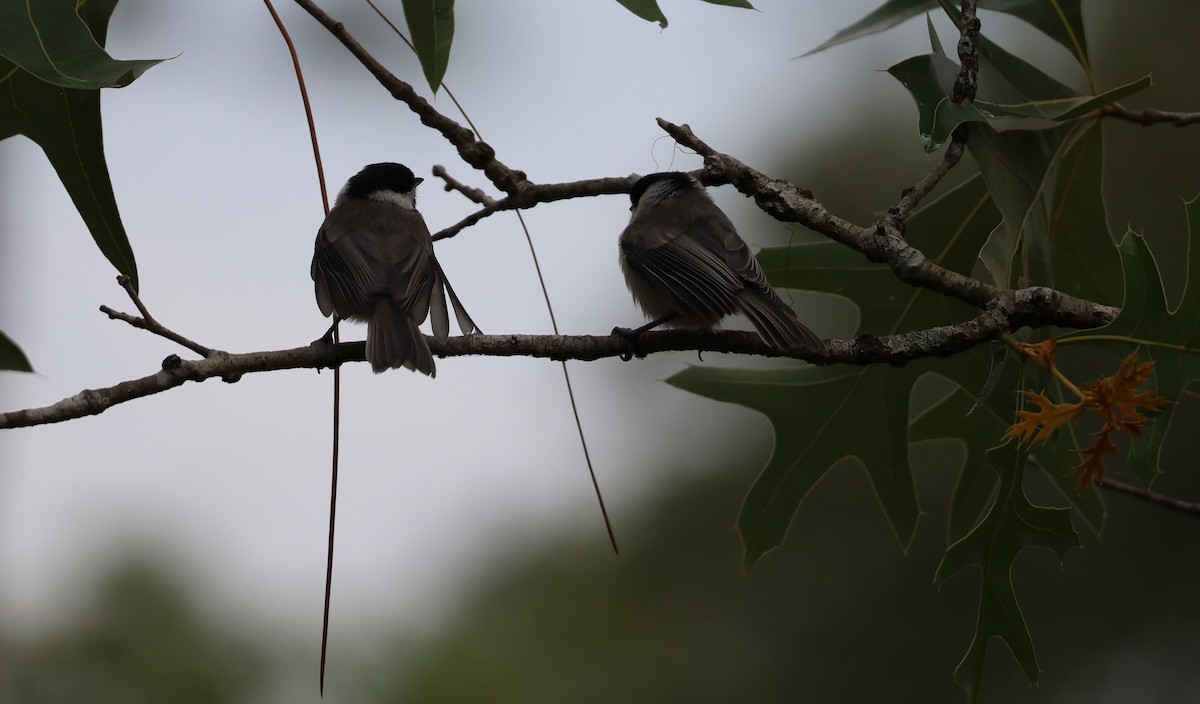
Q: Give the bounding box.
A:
[0,0,943,651]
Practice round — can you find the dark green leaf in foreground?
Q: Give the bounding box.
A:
[970,118,1121,298]
[933,442,1079,702]
[0,0,144,288]
[0,329,34,372]
[401,0,455,93]
[911,387,1103,543]
[888,22,1150,153]
[1064,201,1200,485]
[804,0,1089,67]
[669,175,999,567]
[613,0,669,28]
[801,0,933,56]
[926,12,945,56]
[1046,121,1123,305]
[980,0,1090,69]
[700,0,755,8]
[0,0,164,89]
[970,122,1078,289]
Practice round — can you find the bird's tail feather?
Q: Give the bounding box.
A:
[429,259,480,339]
[738,293,823,352]
[367,299,436,376]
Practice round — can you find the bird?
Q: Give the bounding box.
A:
[311,162,478,375]
[615,171,822,354]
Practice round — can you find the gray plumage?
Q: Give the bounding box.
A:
[311,162,478,375]
[618,172,821,352]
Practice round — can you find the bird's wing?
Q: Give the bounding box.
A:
[312,202,436,321]
[699,204,823,351]
[621,203,743,319]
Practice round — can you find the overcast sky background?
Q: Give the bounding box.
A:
[0,0,1082,661]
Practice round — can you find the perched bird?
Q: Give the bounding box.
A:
[311,162,478,375]
[615,171,822,353]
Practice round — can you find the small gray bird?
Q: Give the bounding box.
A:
[615,171,821,352]
[311,162,477,376]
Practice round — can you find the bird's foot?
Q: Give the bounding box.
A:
[611,326,647,361]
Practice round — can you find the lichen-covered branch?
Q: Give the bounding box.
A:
[656,119,1118,331]
[0,311,1007,429]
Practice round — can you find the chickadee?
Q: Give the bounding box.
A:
[615,171,821,353]
[311,162,478,376]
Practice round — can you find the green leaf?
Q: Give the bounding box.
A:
[699,0,755,8]
[1066,204,1200,484]
[888,49,1150,151]
[0,329,33,372]
[613,0,668,28]
[933,442,1079,702]
[0,0,164,89]
[1047,121,1123,305]
[911,386,1104,543]
[804,0,1089,69]
[802,0,933,57]
[957,115,1120,298]
[983,0,1090,70]
[971,122,1080,288]
[401,0,455,93]
[0,0,140,288]
[926,12,945,56]
[671,363,924,568]
[669,175,999,567]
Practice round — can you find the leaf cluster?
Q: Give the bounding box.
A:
[1007,343,1171,488]
[667,1,1197,699]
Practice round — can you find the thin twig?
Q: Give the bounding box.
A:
[292,0,528,193]
[430,176,637,241]
[363,0,483,137]
[880,0,980,225]
[364,0,620,553]
[100,275,217,358]
[263,0,329,213]
[1094,104,1200,127]
[261,0,338,694]
[1098,477,1200,516]
[432,165,496,206]
[889,126,968,221]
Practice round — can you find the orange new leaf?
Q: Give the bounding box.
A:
[1017,339,1058,370]
[1071,352,1170,487]
[1006,391,1084,445]
[1004,352,1171,489]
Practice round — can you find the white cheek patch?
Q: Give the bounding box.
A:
[369,189,417,210]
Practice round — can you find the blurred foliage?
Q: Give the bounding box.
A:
[1,433,1198,702]
[0,557,264,703]
[371,432,1200,702]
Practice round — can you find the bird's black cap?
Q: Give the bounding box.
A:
[629,171,695,209]
[344,162,424,198]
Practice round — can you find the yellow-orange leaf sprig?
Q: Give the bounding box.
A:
[1003,340,1170,489]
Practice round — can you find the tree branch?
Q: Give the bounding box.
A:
[1095,104,1200,127]
[432,165,495,206]
[99,275,218,358]
[1098,477,1200,516]
[0,307,1018,429]
[293,0,528,193]
[656,118,1118,331]
[430,176,635,241]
